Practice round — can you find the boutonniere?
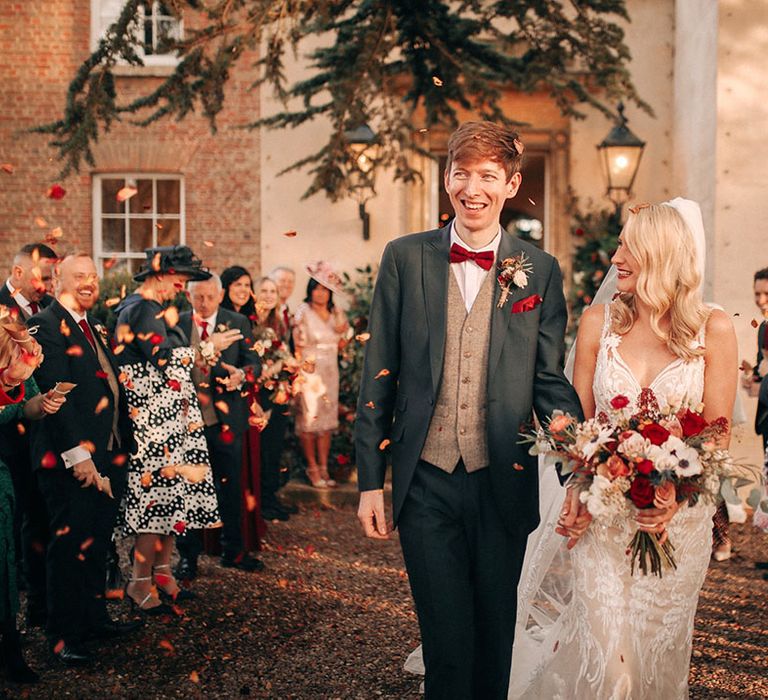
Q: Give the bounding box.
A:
[93,323,109,346]
[496,253,533,309]
[216,323,228,333]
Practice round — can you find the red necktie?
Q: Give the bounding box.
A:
[78,319,96,351]
[449,243,494,271]
[29,302,39,315]
[200,322,209,340]
[282,307,290,331]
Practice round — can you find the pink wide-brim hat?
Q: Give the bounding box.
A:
[305,260,346,294]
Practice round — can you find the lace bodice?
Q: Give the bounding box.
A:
[593,304,705,415]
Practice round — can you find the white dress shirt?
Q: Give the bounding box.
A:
[449,223,502,312]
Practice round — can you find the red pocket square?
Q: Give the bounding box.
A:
[511,294,542,314]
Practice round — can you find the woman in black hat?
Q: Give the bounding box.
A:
[114,246,242,614]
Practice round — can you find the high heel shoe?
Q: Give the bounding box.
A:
[319,466,337,488]
[305,466,327,489]
[712,543,732,562]
[1,620,38,683]
[152,564,196,603]
[125,576,174,616]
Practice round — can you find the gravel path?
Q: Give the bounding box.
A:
[2,503,767,699]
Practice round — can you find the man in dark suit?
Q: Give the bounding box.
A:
[0,242,57,628]
[750,268,768,448]
[176,273,264,577]
[28,253,139,666]
[355,122,584,699]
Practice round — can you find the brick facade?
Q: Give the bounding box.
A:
[0,1,261,278]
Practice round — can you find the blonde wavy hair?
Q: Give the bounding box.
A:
[611,203,710,361]
[0,305,42,377]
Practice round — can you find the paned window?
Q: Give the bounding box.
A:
[93,175,184,274]
[91,0,183,66]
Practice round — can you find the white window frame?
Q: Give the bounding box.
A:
[92,174,186,275]
[90,0,183,68]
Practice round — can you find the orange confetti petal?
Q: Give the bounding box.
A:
[80,537,94,551]
[65,345,84,357]
[527,198,536,206]
[1,163,14,174]
[134,549,147,563]
[79,440,97,454]
[355,332,371,343]
[245,491,257,512]
[164,306,179,328]
[105,297,121,308]
[55,526,70,537]
[203,240,214,247]
[282,230,298,238]
[752,319,759,328]
[513,463,524,470]
[59,318,71,336]
[103,257,118,270]
[105,588,125,600]
[365,401,375,409]
[140,472,153,487]
[158,639,175,653]
[189,670,200,683]
[34,216,48,228]
[379,439,391,450]
[49,226,63,239]
[432,76,443,86]
[94,396,109,415]
[374,368,390,379]
[116,185,138,202]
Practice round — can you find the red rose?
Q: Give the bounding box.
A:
[679,409,707,437]
[610,395,630,410]
[629,476,655,508]
[641,423,670,446]
[636,459,655,476]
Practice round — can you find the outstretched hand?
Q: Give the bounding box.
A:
[556,486,592,549]
[357,489,391,540]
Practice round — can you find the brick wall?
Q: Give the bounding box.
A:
[0,1,261,279]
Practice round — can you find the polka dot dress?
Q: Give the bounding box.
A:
[117,347,221,536]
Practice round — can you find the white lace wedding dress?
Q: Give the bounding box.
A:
[513,305,715,700]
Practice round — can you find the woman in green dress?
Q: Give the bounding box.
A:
[0,309,65,683]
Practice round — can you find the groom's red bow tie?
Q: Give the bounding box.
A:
[449,243,494,271]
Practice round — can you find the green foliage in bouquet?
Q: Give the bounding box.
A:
[569,205,622,330]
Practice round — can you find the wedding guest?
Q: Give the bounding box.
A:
[270,265,296,344]
[0,242,57,320]
[220,266,268,545]
[254,276,295,520]
[175,273,264,578]
[293,263,349,488]
[0,306,64,683]
[115,246,234,614]
[28,254,138,666]
[0,242,57,628]
[747,267,768,574]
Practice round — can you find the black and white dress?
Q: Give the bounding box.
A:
[115,294,220,536]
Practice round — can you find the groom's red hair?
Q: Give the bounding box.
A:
[446,121,524,182]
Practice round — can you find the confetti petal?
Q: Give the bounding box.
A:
[355,332,371,343]
[116,185,138,202]
[46,184,66,200]
[432,76,443,86]
[374,369,390,379]
[379,439,391,450]
[1,163,14,174]
[203,240,215,247]
[282,230,298,238]
[94,396,110,414]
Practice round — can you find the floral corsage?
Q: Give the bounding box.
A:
[496,253,533,309]
[198,340,218,367]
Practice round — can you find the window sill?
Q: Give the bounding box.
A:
[112,63,178,78]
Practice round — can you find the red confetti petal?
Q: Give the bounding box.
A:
[172,521,186,535]
[46,184,66,200]
[41,451,57,469]
[65,345,84,357]
[1,163,14,174]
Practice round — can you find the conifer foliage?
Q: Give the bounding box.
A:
[36,0,650,200]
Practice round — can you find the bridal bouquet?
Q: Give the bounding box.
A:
[252,327,299,405]
[526,388,748,577]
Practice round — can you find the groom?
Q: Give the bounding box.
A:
[355,121,583,698]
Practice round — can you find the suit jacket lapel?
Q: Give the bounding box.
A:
[423,227,451,396]
[488,232,528,378]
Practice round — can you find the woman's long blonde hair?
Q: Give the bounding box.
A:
[611,204,710,361]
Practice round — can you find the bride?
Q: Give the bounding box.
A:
[513,199,737,698]
[406,199,738,699]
